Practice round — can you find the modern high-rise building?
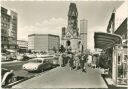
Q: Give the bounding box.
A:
[1,7,17,52]
[28,34,60,52]
[80,19,88,50]
[1,7,10,50]
[8,10,17,50]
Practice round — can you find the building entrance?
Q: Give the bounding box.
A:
[66,40,71,46]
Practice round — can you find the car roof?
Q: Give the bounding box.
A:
[32,57,44,60]
[41,55,53,57]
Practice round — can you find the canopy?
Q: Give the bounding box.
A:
[94,32,122,49]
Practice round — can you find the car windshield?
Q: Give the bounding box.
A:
[29,59,42,63]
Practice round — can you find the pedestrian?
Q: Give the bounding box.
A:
[87,54,92,67]
[68,53,74,70]
[63,52,68,66]
[80,54,88,72]
[59,53,63,67]
[92,55,97,69]
[74,54,80,70]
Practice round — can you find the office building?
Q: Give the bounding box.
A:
[28,34,60,52]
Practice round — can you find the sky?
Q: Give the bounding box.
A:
[1,1,124,50]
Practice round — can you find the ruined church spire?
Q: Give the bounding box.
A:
[67,3,79,37]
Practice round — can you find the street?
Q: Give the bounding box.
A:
[1,60,56,78]
[13,66,108,88]
[2,61,40,78]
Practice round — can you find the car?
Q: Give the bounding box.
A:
[1,53,7,62]
[17,54,24,61]
[41,54,54,58]
[9,53,17,60]
[1,53,14,62]
[52,54,60,67]
[22,58,53,72]
[40,54,59,67]
[41,54,59,66]
[1,68,15,87]
[26,53,36,59]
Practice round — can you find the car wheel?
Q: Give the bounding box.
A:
[40,68,44,72]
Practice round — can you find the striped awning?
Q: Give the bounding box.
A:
[94,32,122,49]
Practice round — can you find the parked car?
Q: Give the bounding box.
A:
[1,68,15,87]
[41,54,53,58]
[17,54,24,61]
[9,53,17,60]
[42,54,60,67]
[52,54,60,67]
[1,53,14,62]
[26,53,36,59]
[1,53,7,62]
[22,57,53,72]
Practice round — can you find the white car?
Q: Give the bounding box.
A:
[17,54,23,61]
[26,53,36,59]
[22,58,53,72]
[40,54,53,58]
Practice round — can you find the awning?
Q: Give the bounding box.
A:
[94,32,122,49]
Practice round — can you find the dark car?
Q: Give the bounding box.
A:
[1,68,15,87]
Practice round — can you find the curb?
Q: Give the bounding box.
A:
[4,66,60,88]
[4,76,34,88]
[101,74,110,87]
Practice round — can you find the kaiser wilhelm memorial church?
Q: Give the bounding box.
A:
[61,3,87,52]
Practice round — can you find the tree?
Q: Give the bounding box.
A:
[99,53,108,69]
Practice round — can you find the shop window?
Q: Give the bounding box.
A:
[118,55,121,65]
[1,36,4,41]
[2,23,4,27]
[124,55,127,62]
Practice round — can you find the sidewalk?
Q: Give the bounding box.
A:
[13,66,108,88]
[102,75,128,89]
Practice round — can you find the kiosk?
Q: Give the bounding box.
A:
[112,44,128,87]
[94,32,128,87]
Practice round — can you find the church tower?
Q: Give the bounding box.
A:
[61,3,80,52]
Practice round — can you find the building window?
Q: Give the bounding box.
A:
[1,36,4,41]
[1,23,3,26]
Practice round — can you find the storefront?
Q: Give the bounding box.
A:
[112,44,128,87]
[94,32,128,87]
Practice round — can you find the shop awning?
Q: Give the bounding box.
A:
[94,32,122,49]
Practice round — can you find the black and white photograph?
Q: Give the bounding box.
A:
[1,0,128,89]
